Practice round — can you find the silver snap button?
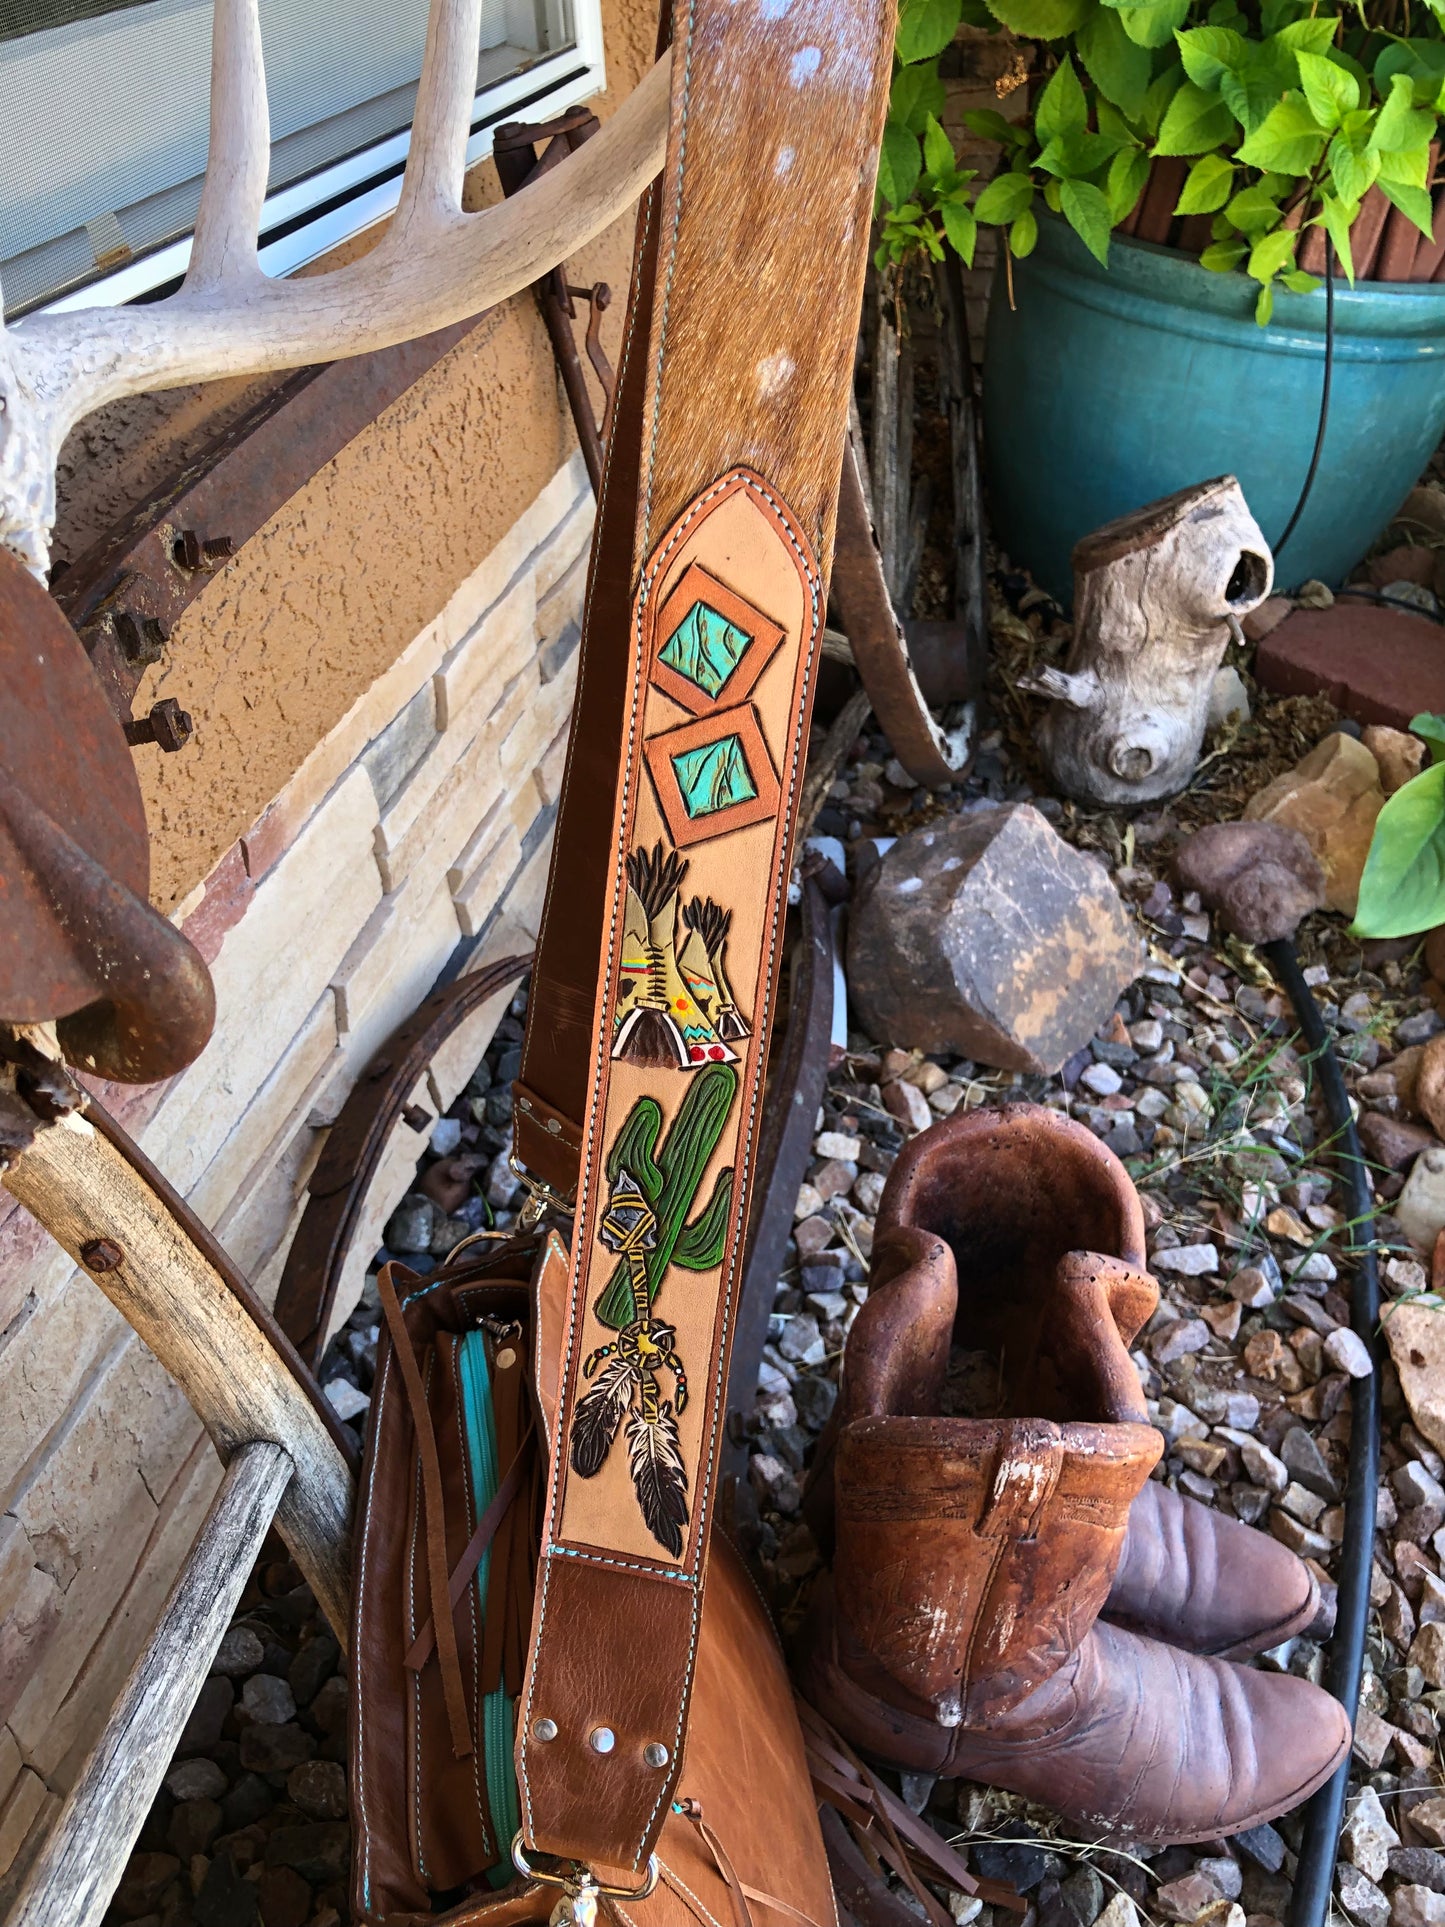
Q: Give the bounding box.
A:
[547,1118,561,1135]
[643,1742,669,1768]
[589,1726,616,1755]
[532,1718,558,1742]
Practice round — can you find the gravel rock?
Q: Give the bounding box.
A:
[1152,1244,1221,1278]
[1227,1266,1277,1308]
[883,1078,934,1134]
[264,1821,351,1884]
[1175,820,1327,944]
[1282,1426,1339,1499]
[240,1674,295,1725]
[1155,1870,1228,1920]
[238,1721,315,1774]
[210,1627,265,1678]
[1393,1850,1445,1894]
[1392,1885,1445,1927]
[778,1314,825,1367]
[1340,1865,1392,1927]
[323,1377,369,1421]
[1342,1785,1401,1880]
[166,1757,228,1803]
[1326,1328,1375,1378]
[287,1759,349,1820]
[384,1194,436,1255]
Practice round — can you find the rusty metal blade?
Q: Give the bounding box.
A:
[0,548,214,1080]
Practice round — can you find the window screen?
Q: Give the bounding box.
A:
[0,0,596,315]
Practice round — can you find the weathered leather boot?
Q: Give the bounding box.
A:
[796,1105,1351,1843]
[870,1103,1321,1659]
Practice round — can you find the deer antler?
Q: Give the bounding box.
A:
[0,0,670,578]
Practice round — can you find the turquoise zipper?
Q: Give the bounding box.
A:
[456,1328,522,1885]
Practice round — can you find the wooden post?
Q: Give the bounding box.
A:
[1,1105,354,1640]
[7,1442,294,1927]
[1021,477,1273,808]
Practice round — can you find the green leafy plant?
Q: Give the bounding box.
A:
[879,0,1444,322]
[1352,713,1445,938]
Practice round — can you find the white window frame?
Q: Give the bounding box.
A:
[39,2,606,317]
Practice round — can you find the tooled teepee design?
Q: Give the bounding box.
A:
[678,897,751,1044]
[613,842,739,1070]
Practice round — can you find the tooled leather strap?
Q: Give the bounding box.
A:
[512,0,894,1873]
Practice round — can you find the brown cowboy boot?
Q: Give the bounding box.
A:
[795,1108,1350,1843]
[872,1103,1321,1659]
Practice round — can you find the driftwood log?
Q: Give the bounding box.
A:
[1021,477,1272,808]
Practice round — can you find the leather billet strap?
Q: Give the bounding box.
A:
[513,0,895,1875]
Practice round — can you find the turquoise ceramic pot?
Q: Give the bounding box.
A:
[982,212,1445,604]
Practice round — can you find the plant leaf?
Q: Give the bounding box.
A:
[1328,127,1380,203]
[1176,152,1235,211]
[1247,225,1298,280]
[941,198,980,262]
[1036,53,1090,139]
[1381,178,1437,236]
[1200,236,1249,267]
[1281,267,1321,290]
[1352,762,1445,938]
[1274,14,1342,53]
[1175,23,1245,88]
[1116,0,1190,47]
[984,0,1091,36]
[1154,78,1239,153]
[1256,281,1275,324]
[898,0,965,63]
[891,61,948,132]
[1011,206,1041,253]
[1226,178,1287,232]
[1378,139,1434,189]
[1079,5,1154,113]
[1061,177,1114,260]
[975,170,1037,221]
[923,112,956,178]
[963,107,1026,144]
[1314,191,1358,282]
[1221,40,1299,133]
[1413,713,1445,767]
[1237,91,1330,173]
[1109,144,1154,217]
[878,121,924,205]
[1371,69,1435,153]
[1296,49,1359,128]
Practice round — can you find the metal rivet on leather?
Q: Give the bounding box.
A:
[532,1717,558,1742]
[643,1742,669,1768]
[589,1726,616,1755]
[496,1346,517,1370]
[547,1118,561,1135]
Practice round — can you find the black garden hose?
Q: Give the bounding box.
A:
[1263,937,1381,1927]
[1273,238,1336,567]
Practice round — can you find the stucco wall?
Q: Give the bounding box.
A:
[49,0,652,914]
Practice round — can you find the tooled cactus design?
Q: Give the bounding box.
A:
[593,1060,737,1331]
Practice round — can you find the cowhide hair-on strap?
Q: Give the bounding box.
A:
[511,0,896,1875]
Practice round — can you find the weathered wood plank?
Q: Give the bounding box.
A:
[7,1441,293,1927]
[0,1110,353,1639]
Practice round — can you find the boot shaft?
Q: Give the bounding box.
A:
[825,1106,1163,1722]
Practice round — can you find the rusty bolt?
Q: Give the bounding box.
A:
[113,608,170,666]
[81,1237,124,1273]
[402,1103,433,1132]
[174,530,237,571]
[124,698,194,753]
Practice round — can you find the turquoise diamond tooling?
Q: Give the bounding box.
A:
[658,601,752,700]
[671,733,759,819]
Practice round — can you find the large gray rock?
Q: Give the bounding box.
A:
[847,804,1142,1073]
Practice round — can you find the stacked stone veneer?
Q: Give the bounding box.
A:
[0,449,594,1897]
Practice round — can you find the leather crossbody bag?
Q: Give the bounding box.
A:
[349,0,894,1916]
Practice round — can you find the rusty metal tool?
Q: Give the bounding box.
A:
[0,547,214,1080]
